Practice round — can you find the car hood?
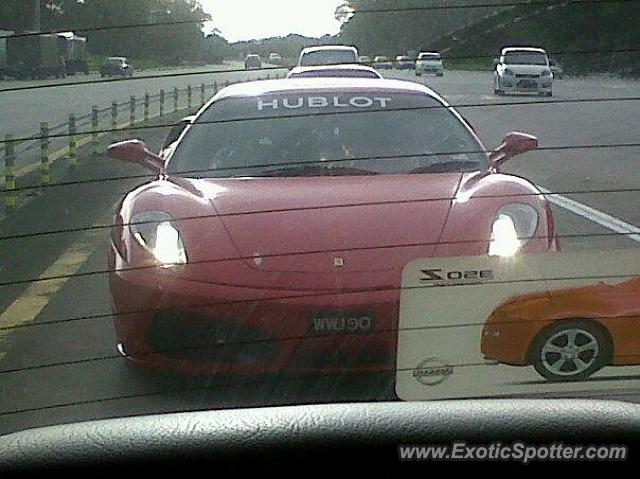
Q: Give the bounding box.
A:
[498,277,639,308]
[197,174,462,277]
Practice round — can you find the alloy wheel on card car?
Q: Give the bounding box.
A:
[530,321,611,382]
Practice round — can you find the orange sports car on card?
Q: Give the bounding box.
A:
[481,277,640,381]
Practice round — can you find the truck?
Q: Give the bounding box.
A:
[57,33,89,75]
[0,30,14,80]
[5,33,64,79]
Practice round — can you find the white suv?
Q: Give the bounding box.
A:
[494,47,553,97]
[415,52,444,76]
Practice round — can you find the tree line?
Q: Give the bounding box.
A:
[337,0,513,56]
[337,0,640,74]
[0,0,219,63]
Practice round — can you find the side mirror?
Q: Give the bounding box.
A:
[489,132,538,169]
[107,139,164,173]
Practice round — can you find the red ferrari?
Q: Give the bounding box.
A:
[107,78,559,376]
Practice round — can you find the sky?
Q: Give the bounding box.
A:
[200,0,345,42]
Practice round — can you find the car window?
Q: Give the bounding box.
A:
[169,93,486,177]
[503,51,548,65]
[300,49,357,66]
[288,69,380,79]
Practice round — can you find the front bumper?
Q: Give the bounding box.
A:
[481,318,542,366]
[109,222,558,376]
[416,65,443,74]
[500,75,552,94]
[102,68,128,76]
[110,245,398,375]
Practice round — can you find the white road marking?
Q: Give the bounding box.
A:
[538,186,640,243]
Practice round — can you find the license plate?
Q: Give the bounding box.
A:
[310,311,374,335]
[518,80,536,88]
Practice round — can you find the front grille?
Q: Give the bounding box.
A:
[517,80,538,88]
[516,74,539,78]
[146,310,279,363]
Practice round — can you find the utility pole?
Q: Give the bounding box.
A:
[33,0,41,32]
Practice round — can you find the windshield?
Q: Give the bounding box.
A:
[503,51,548,65]
[287,69,380,79]
[300,49,357,66]
[168,93,486,177]
[2,0,640,450]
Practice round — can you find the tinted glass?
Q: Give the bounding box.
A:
[503,52,548,65]
[168,93,486,177]
[300,49,357,66]
[288,69,379,79]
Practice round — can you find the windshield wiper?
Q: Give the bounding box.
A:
[257,165,378,177]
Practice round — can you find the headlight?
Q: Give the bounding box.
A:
[483,327,500,337]
[130,211,187,266]
[541,70,551,77]
[504,68,514,75]
[488,204,539,257]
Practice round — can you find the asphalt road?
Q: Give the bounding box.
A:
[1,67,639,435]
[0,61,289,183]
[0,61,287,139]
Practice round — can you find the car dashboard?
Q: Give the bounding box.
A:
[1,399,639,476]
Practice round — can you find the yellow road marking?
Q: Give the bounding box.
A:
[0,222,103,363]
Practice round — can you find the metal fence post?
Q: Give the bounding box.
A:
[144,93,150,124]
[129,96,136,128]
[4,134,16,214]
[68,113,77,168]
[187,84,192,109]
[213,81,218,94]
[91,106,99,158]
[160,89,165,118]
[225,79,229,88]
[40,122,50,185]
[200,83,205,106]
[111,101,118,142]
[173,87,178,113]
